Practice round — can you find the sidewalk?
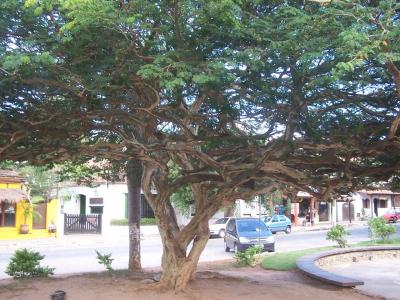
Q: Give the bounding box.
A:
[292,220,368,232]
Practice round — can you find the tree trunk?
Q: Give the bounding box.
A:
[158,218,209,291]
[127,158,143,271]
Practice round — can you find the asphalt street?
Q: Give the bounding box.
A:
[0,224,399,279]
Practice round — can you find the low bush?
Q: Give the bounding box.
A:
[6,248,55,279]
[326,224,350,248]
[110,218,156,226]
[95,250,114,272]
[234,245,263,267]
[368,217,396,242]
[110,219,128,226]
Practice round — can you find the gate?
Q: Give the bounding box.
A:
[64,214,102,234]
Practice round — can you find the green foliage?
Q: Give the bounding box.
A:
[5,248,55,279]
[261,246,334,271]
[326,224,350,248]
[368,217,396,242]
[234,245,262,267]
[20,201,42,225]
[95,250,114,272]
[110,218,156,226]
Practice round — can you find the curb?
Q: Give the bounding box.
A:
[296,246,400,287]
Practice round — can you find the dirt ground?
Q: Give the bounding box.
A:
[0,262,380,300]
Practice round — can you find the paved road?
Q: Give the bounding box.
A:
[1,224,399,279]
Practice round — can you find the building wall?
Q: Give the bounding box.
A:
[0,180,58,240]
[60,183,129,234]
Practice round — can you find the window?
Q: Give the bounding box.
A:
[90,206,103,214]
[362,199,370,209]
[279,216,286,222]
[379,200,387,208]
[0,202,16,227]
[215,218,229,224]
[227,220,235,232]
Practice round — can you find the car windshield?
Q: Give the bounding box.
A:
[214,218,229,224]
[237,220,268,232]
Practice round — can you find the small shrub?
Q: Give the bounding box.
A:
[326,224,350,248]
[95,250,114,272]
[234,245,263,266]
[6,248,54,279]
[141,218,157,225]
[110,219,128,226]
[110,218,156,226]
[368,217,396,242]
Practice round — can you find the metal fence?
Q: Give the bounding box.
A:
[64,214,102,234]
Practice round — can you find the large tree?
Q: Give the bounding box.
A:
[1,0,399,290]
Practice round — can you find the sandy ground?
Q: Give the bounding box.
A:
[0,263,379,300]
[322,258,400,300]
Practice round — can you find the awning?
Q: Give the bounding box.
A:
[0,189,28,204]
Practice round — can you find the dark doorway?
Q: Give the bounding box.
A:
[79,195,86,215]
[32,202,47,229]
[124,193,155,218]
[373,198,378,217]
[342,202,355,221]
[318,202,329,221]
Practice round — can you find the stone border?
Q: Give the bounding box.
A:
[296,246,400,287]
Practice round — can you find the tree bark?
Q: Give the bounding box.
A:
[158,217,209,291]
[126,158,143,271]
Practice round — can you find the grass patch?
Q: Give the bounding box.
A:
[352,238,400,247]
[261,247,334,271]
[261,238,400,271]
[110,218,156,226]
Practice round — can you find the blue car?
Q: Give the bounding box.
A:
[263,215,292,234]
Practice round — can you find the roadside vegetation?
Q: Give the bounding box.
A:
[368,217,397,242]
[261,238,400,271]
[6,248,55,279]
[326,224,350,248]
[234,245,263,267]
[110,218,156,226]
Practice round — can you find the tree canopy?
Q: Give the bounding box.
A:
[1,0,399,290]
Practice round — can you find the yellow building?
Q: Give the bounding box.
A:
[0,169,58,240]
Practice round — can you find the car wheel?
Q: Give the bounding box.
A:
[285,226,291,234]
[224,240,230,252]
[268,244,275,252]
[219,229,226,238]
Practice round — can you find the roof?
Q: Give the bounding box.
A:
[0,169,25,183]
[358,189,400,196]
[0,188,28,204]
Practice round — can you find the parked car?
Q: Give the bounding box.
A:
[383,210,400,223]
[263,215,292,234]
[224,218,275,253]
[209,217,231,238]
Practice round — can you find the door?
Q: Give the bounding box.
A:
[32,203,47,229]
[226,219,236,248]
[79,195,86,215]
[270,215,280,232]
[318,202,329,221]
[278,216,287,231]
[342,203,355,221]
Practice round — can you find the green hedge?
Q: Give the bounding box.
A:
[110,218,156,226]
